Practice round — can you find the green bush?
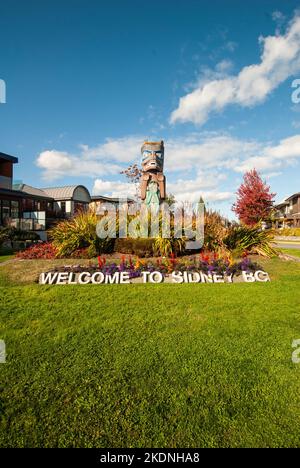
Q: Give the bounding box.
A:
[0,227,40,250]
[153,237,186,257]
[49,211,115,258]
[224,224,278,258]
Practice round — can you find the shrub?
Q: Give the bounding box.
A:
[153,237,186,257]
[0,226,40,242]
[114,238,155,257]
[49,211,115,258]
[69,247,95,259]
[16,242,57,259]
[0,227,9,249]
[203,210,228,252]
[224,224,278,258]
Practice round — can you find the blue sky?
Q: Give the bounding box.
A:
[1,0,300,219]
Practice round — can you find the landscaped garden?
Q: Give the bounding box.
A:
[1,183,300,447]
[0,254,300,447]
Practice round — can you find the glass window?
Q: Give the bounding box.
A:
[9,218,20,229]
[11,200,19,219]
[22,198,34,211]
[20,218,33,231]
[2,200,10,221]
[22,211,46,230]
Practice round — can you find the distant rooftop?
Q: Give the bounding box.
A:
[41,185,91,201]
[91,195,134,203]
[285,192,300,202]
[12,183,53,200]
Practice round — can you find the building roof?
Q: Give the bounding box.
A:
[13,183,53,200]
[0,152,18,164]
[91,195,134,203]
[0,187,27,198]
[41,185,91,201]
[275,200,289,208]
[285,192,300,202]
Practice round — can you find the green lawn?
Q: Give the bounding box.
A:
[0,257,300,447]
[0,254,13,263]
[281,248,300,259]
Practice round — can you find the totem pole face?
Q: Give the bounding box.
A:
[141,141,164,173]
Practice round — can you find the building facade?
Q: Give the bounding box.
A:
[0,152,91,240]
[90,195,134,214]
[273,193,300,228]
[1,150,135,240]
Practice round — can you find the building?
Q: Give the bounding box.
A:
[273,193,300,228]
[16,184,92,218]
[90,195,135,214]
[1,150,135,239]
[0,151,91,240]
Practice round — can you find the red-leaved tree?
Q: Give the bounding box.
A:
[232,169,276,226]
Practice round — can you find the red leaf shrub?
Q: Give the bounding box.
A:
[16,242,57,259]
[232,169,276,226]
[69,248,94,259]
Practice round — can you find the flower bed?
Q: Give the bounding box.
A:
[43,253,262,279]
[16,242,57,260]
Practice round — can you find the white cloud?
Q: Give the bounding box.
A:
[93,174,232,204]
[170,14,300,125]
[36,150,122,181]
[164,133,260,172]
[37,133,259,180]
[36,136,145,180]
[167,173,232,203]
[79,135,141,163]
[36,132,300,208]
[93,179,136,198]
[235,134,300,172]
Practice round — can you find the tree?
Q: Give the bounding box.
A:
[232,169,276,226]
[120,164,142,200]
[164,193,176,207]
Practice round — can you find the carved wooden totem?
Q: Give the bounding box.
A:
[140,140,166,208]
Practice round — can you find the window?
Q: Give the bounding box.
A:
[60,201,66,213]
[11,200,19,219]
[22,198,34,211]
[1,200,10,223]
[23,211,46,230]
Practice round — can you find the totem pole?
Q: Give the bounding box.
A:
[140,140,166,209]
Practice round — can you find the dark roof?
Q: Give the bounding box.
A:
[0,187,53,201]
[13,183,53,199]
[275,200,289,208]
[285,192,300,202]
[91,195,134,203]
[0,152,18,164]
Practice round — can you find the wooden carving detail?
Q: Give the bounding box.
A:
[140,140,166,206]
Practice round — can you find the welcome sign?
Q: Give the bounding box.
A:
[39,270,271,285]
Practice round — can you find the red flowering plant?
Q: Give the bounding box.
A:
[16,242,57,260]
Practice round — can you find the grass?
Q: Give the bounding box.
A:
[0,255,13,263]
[0,247,14,263]
[280,248,300,259]
[0,257,300,447]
